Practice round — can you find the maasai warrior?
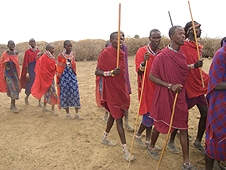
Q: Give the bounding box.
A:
[20,38,42,106]
[167,21,209,154]
[56,40,83,120]
[95,32,135,161]
[134,29,162,151]
[0,40,20,113]
[205,37,226,170]
[95,31,134,132]
[31,44,58,115]
[149,26,201,169]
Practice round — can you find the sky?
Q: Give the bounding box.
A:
[0,0,225,44]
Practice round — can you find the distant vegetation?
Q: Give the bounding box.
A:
[0,37,221,64]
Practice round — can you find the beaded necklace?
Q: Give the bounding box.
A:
[146,44,159,56]
[168,45,178,53]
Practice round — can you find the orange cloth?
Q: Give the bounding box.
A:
[135,46,156,115]
[0,51,20,92]
[181,41,209,98]
[56,53,76,109]
[31,53,56,100]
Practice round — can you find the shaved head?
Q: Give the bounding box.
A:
[46,43,54,50]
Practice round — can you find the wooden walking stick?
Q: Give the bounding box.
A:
[116,3,121,68]
[156,93,178,170]
[128,60,148,167]
[188,1,205,88]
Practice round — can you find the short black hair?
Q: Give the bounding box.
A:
[168,25,182,39]
[110,31,119,40]
[149,29,160,37]
[220,37,226,47]
[64,40,71,47]
[29,38,35,43]
[7,40,14,46]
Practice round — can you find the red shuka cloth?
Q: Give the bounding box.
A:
[150,47,189,134]
[20,48,39,89]
[0,51,20,92]
[180,41,209,98]
[31,53,56,100]
[97,46,130,119]
[135,46,156,115]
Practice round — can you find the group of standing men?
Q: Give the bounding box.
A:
[0,39,83,120]
[95,21,226,170]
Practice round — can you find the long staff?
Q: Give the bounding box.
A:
[188,1,205,88]
[128,60,148,167]
[156,93,178,170]
[116,3,121,68]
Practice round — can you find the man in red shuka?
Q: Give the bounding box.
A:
[95,32,135,162]
[149,26,202,170]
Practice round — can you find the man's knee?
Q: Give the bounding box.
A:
[116,117,123,124]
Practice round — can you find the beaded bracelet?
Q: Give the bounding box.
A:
[103,70,115,77]
[188,64,195,70]
[139,62,145,71]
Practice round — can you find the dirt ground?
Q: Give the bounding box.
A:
[0,56,213,170]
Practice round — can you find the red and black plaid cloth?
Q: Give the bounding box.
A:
[206,41,226,160]
[150,47,189,134]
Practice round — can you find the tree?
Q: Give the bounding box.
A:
[133,35,140,39]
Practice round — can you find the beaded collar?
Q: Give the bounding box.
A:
[186,38,203,49]
[45,51,54,59]
[61,50,74,60]
[168,45,178,53]
[146,44,159,56]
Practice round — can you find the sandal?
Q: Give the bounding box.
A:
[65,114,73,120]
[51,111,59,116]
[193,142,205,153]
[145,142,162,151]
[167,142,179,154]
[123,150,135,162]
[135,135,146,149]
[74,114,84,120]
[125,125,134,132]
[182,162,197,170]
[101,138,116,146]
[11,107,19,113]
[147,147,159,161]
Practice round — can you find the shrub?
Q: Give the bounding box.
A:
[0,37,222,64]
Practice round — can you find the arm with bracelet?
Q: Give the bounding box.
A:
[95,67,120,77]
[188,58,204,70]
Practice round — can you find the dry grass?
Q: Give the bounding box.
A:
[0,37,221,64]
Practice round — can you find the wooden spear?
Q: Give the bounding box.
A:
[116,3,121,68]
[128,60,148,167]
[188,1,205,88]
[156,93,178,170]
